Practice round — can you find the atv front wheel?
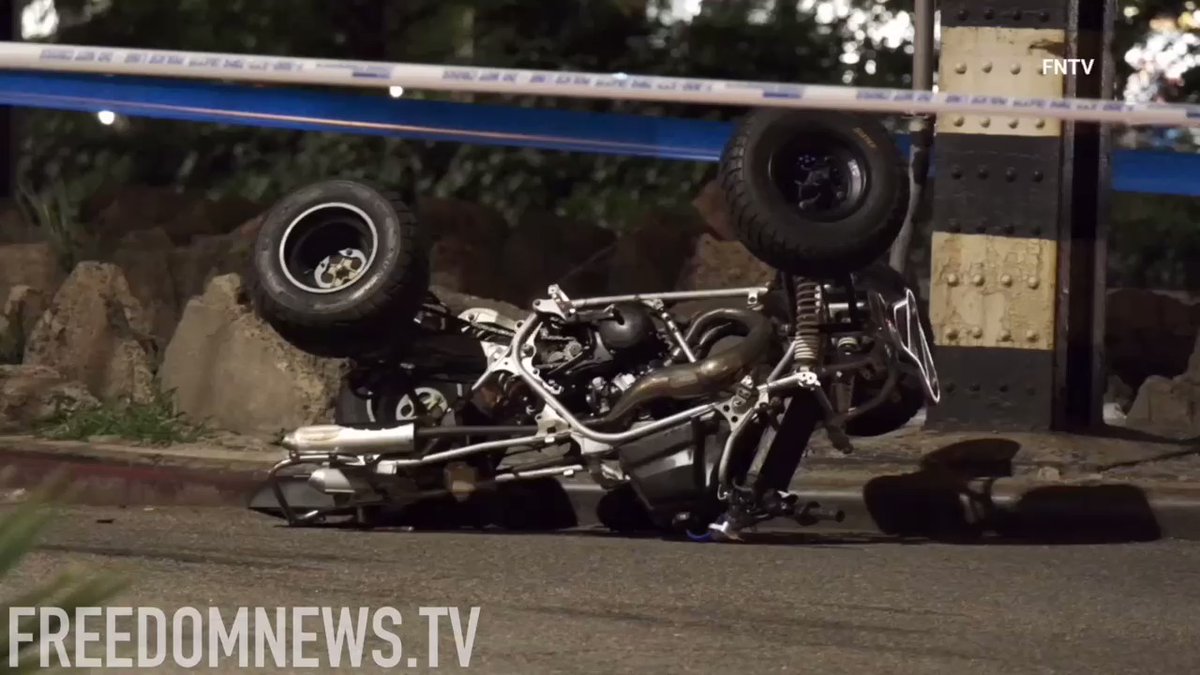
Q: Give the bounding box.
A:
[719,110,909,277]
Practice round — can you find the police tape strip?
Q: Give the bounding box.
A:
[1,41,1198,128]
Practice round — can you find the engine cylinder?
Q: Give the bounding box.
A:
[596,303,656,354]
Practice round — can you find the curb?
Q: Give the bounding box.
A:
[562,472,1200,543]
[0,438,271,507]
[4,437,1200,542]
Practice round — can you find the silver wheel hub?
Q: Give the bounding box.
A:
[366,387,456,425]
[314,248,370,291]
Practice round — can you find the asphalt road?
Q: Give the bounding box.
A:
[7,506,1200,674]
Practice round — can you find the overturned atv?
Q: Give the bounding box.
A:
[246,111,938,541]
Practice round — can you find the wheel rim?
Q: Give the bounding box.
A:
[279,202,380,294]
[767,136,869,223]
[367,387,452,424]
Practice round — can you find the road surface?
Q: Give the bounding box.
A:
[7,506,1200,674]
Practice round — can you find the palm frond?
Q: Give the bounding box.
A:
[0,474,126,673]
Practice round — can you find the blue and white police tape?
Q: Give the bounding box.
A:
[2,41,1198,128]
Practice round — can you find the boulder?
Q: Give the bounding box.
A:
[223,216,264,274]
[90,186,263,248]
[501,212,614,304]
[4,286,48,337]
[606,210,704,295]
[1126,330,1200,437]
[0,286,47,364]
[0,315,16,364]
[1126,375,1199,437]
[1106,288,1200,392]
[165,195,263,244]
[170,234,234,307]
[418,198,510,299]
[691,180,736,241]
[0,364,98,432]
[23,263,157,404]
[159,274,345,436]
[111,228,180,351]
[1105,374,1136,413]
[90,186,204,248]
[0,242,65,309]
[0,199,36,244]
[165,215,265,314]
[675,233,774,291]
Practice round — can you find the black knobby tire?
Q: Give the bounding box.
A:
[719,110,909,277]
[843,262,929,437]
[843,375,926,437]
[247,180,430,359]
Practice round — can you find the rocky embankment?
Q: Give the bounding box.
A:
[2,183,1199,439]
[0,183,770,437]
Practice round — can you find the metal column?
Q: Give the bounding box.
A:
[926,0,1114,431]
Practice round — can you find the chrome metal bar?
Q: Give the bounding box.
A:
[572,287,769,308]
[767,351,794,383]
[493,464,585,482]
[380,432,571,469]
[415,425,538,437]
[716,413,761,493]
[267,457,303,525]
[658,309,697,362]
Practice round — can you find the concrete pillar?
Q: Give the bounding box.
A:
[926,1,1115,431]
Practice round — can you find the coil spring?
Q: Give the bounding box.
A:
[792,277,823,367]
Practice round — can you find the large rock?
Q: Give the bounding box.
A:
[0,365,98,432]
[691,180,736,241]
[165,195,263,244]
[605,210,702,296]
[89,186,202,248]
[159,274,345,436]
[89,186,263,249]
[0,315,16,364]
[501,212,614,304]
[1106,288,1200,392]
[23,263,156,404]
[112,228,180,351]
[676,233,774,290]
[0,199,37,244]
[418,198,511,299]
[171,234,234,307]
[0,286,47,364]
[4,286,47,337]
[223,216,264,274]
[1126,330,1200,436]
[1126,375,1200,437]
[0,242,65,309]
[1105,374,1135,413]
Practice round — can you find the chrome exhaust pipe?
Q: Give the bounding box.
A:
[282,423,416,454]
[308,467,372,495]
[596,307,773,430]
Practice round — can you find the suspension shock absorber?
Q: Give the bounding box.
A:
[791,276,824,370]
